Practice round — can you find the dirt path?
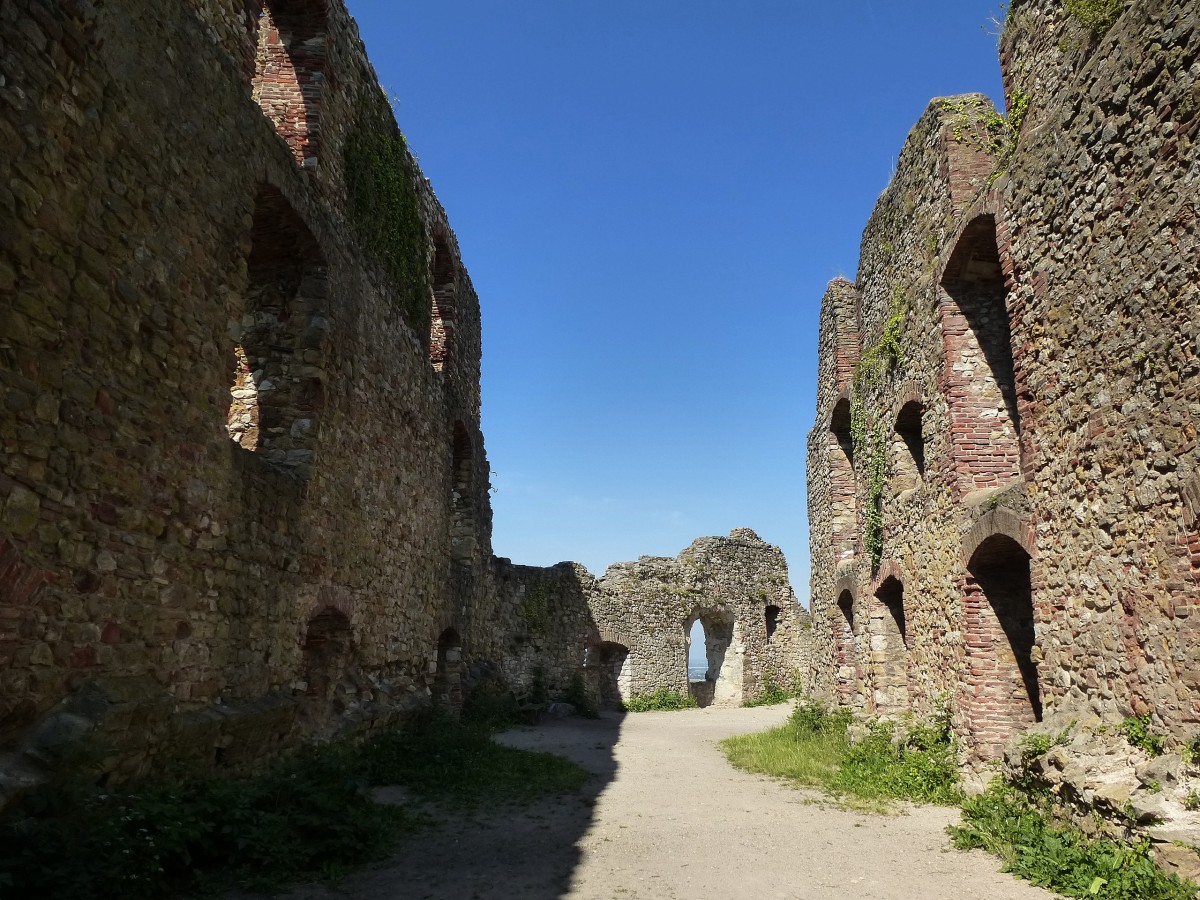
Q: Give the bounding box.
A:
[267,704,1054,899]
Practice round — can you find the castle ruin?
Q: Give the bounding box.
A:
[806,0,1200,869]
[0,0,806,797]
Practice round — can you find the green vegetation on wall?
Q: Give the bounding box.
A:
[344,97,431,336]
[851,287,907,570]
[519,584,551,634]
[1064,0,1124,36]
[940,89,1031,182]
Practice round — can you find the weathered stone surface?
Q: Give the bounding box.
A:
[473,530,810,710]
[1,0,492,781]
[805,0,1200,868]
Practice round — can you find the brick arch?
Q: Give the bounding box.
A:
[430,227,458,371]
[431,615,463,645]
[870,559,905,596]
[890,389,925,488]
[937,213,1023,496]
[433,627,464,710]
[960,507,1034,568]
[829,394,858,562]
[249,0,328,168]
[869,572,910,714]
[449,422,477,564]
[833,587,860,708]
[894,381,924,410]
[226,183,328,478]
[1181,470,1200,529]
[1179,470,1200,576]
[833,570,859,604]
[961,532,1041,758]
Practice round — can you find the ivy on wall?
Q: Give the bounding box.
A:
[343,97,431,336]
[851,287,908,570]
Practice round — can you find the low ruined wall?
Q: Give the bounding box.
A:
[466,560,598,701]
[587,529,810,708]
[466,531,810,711]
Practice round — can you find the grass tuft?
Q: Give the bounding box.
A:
[721,700,960,807]
[742,676,792,708]
[624,688,698,712]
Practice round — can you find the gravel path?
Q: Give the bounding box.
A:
[265,704,1054,899]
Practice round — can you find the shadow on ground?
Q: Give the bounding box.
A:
[240,712,623,900]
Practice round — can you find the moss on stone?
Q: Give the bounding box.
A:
[344,98,430,336]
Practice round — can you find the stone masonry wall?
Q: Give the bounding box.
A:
[0,0,492,790]
[587,529,810,708]
[806,0,1200,864]
[469,531,811,711]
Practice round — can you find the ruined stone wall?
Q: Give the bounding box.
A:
[587,529,810,708]
[807,0,1200,768]
[0,0,492,784]
[466,560,599,700]
[469,531,810,711]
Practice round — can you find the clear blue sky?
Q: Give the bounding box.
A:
[347,1,1006,604]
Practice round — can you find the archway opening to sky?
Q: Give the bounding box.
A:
[688,619,708,683]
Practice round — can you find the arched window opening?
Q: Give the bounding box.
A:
[893,400,924,490]
[433,628,464,710]
[302,606,352,710]
[939,216,1021,495]
[829,397,857,561]
[227,185,328,477]
[765,604,781,641]
[963,535,1040,758]
[686,609,739,708]
[594,641,630,710]
[450,422,477,564]
[871,577,909,714]
[430,232,457,371]
[688,619,708,682]
[834,590,858,707]
[251,0,327,168]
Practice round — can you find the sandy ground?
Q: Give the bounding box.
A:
[260,704,1055,900]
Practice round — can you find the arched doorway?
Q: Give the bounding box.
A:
[686,609,740,707]
[594,641,630,710]
[301,606,353,725]
[433,628,464,711]
[963,534,1040,757]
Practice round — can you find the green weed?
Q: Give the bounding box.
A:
[1064,0,1124,36]
[624,687,698,712]
[951,781,1195,899]
[1122,714,1166,757]
[742,676,791,708]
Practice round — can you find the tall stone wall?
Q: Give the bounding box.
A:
[806,0,1200,765]
[0,0,492,786]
